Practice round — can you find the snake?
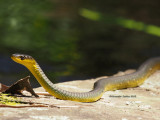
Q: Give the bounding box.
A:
[11,54,160,102]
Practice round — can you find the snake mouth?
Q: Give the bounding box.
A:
[11,54,21,64]
[11,53,35,66]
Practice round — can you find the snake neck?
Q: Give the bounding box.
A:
[28,63,56,92]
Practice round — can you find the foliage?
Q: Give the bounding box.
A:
[77,7,160,76]
[0,0,79,64]
[0,0,80,78]
[1,0,160,78]
[80,8,160,37]
[0,93,20,105]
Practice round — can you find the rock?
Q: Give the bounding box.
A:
[0,70,160,120]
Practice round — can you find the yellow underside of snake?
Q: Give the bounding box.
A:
[11,54,160,102]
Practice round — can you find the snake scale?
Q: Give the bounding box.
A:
[11,54,160,102]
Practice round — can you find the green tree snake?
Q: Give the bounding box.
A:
[11,54,160,102]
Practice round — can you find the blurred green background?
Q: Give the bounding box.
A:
[0,0,160,87]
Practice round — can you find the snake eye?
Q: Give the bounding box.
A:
[20,56,25,60]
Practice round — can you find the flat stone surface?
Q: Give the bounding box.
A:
[0,70,160,120]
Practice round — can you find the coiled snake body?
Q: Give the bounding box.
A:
[11,54,160,102]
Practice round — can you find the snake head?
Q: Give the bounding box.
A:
[11,54,36,66]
